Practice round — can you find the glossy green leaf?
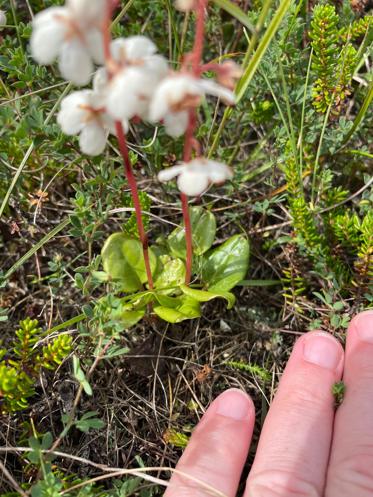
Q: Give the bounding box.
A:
[154,255,186,294]
[101,233,156,292]
[202,235,250,291]
[154,296,201,323]
[180,284,236,309]
[154,293,182,308]
[168,207,216,259]
[126,291,155,308]
[122,237,157,284]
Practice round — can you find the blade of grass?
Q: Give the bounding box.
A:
[341,80,373,146]
[45,314,86,335]
[3,218,70,281]
[211,0,255,34]
[261,70,292,143]
[278,59,298,164]
[235,0,293,102]
[0,142,34,219]
[110,0,136,29]
[238,279,281,286]
[0,82,72,219]
[346,149,373,159]
[298,47,313,179]
[209,0,293,156]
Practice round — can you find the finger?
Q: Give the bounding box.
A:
[165,388,255,497]
[326,310,373,496]
[245,331,344,497]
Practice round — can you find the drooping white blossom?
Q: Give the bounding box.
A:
[158,158,233,196]
[30,0,106,86]
[57,72,128,156]
[175,0,197,11]
[0,10,6,27]
[150,74,235,137]
[104,36,169,122]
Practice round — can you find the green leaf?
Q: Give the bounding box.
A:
[122,237,157,284]
[76,412,105,433]
[180,284,236,309]
[154,255,186,293]
[101,233,156,292]
[154,293,182,308]
[202,235,250,291]
[111,303,146,328]
[154,296,201,323]
[168,207,216,259]
[41,432,53,450]
[82,380,92,396]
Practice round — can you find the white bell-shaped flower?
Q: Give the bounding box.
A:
[150,74,235,137]
[175,0,197,11]
[105,36,169,122]
[0,10,7,27]
[158,158,233,196]
[57,74,128,156]
[30,0,106,86]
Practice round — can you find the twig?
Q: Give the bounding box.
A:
[0,459,28,497]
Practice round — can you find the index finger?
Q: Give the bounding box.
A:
[164,389,255,497]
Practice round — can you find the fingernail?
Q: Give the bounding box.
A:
[354,310,373,343]
[303,333,342,370]
[216,389,252,420]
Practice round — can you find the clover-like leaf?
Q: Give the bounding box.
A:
[180,284,235,309]
[101,233,156,292]
[202,234,250,291]
[168,207,216,259]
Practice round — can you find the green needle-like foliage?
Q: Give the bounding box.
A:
[340,15,373,42]
[354,212,373,287]
[40,335,73,370]
[310,3,359,114]
[0,318,72,413]
[12,318,42,366]
[282,157,324,253]
[310,4,340,113]
[0,364,34,412]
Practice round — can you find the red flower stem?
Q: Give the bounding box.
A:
[102,0,117,64]
[102,1,153,289]
[115,121,154,289]
[181,193,193,283]
[180,0,208,284]
[192,0,208,74]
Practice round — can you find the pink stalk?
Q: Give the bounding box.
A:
[102,0,154,289]
[181,0,208,284]
[115,122,154,289]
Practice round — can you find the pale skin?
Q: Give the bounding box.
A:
[165,310,373,497]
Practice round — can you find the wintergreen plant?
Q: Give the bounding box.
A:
[29,0,250,329]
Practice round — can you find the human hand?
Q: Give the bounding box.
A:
[164,310,373,497]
